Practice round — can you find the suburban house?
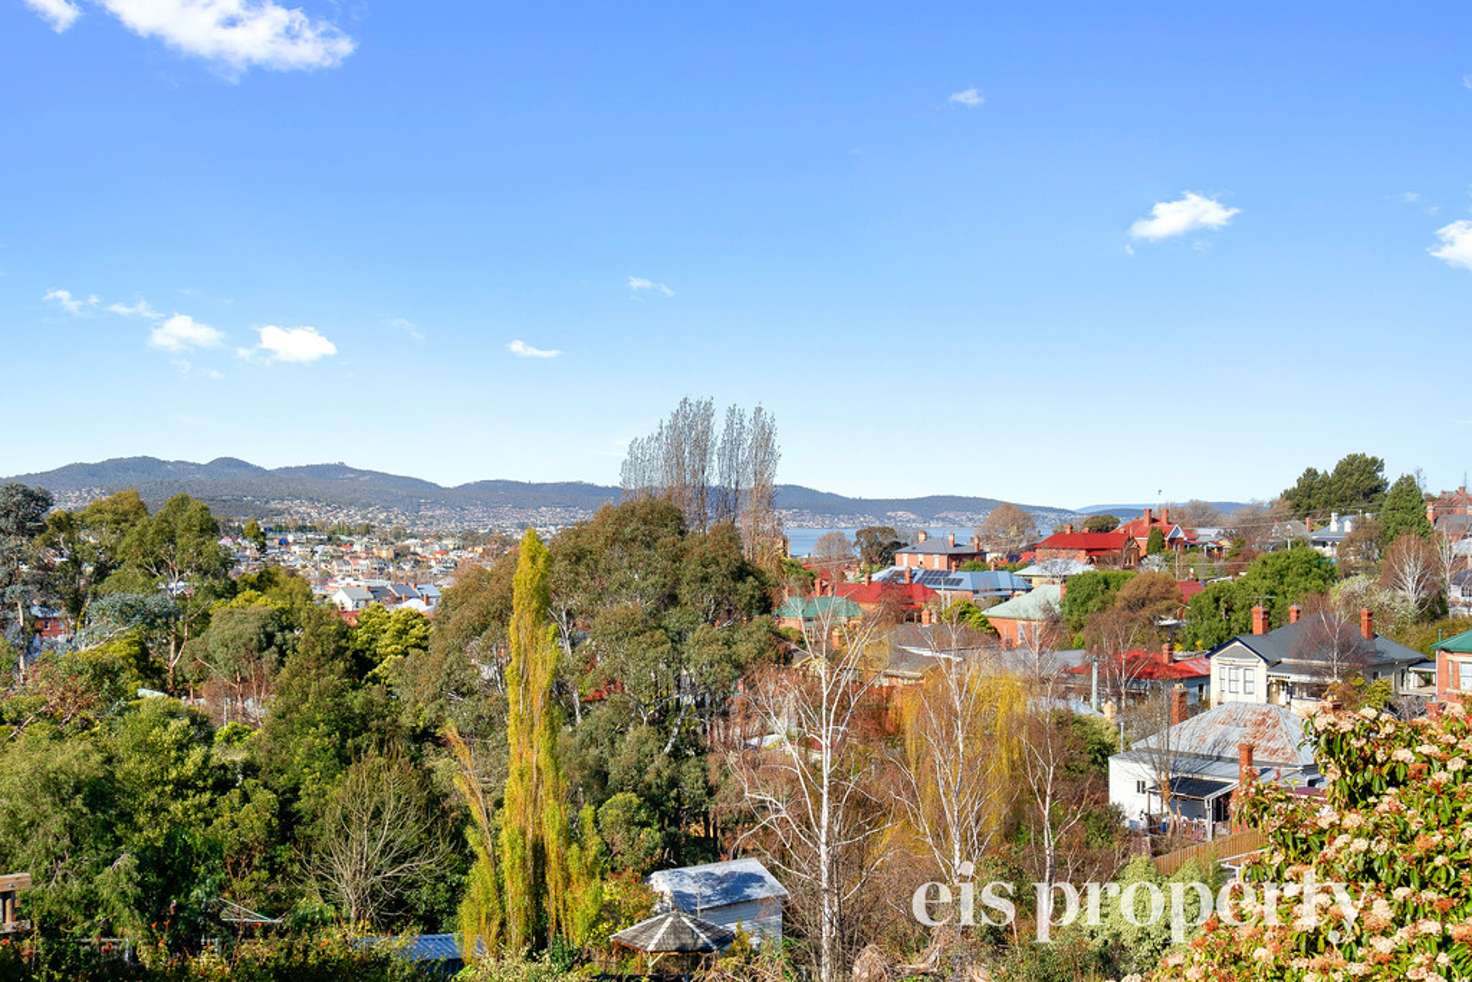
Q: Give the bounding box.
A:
[1428,485,1472,526]
[1108,699,1319,838]
[831,579,938,622]
[1206,605,1426,712]
[329,584,374,611]
[1450,569,1472,616]
[1032,527,1139,568]
[1116,508,1196,554]
[1014,557,1092,586]
[1068,643,1212,705]
[1306,512,1365,559]
[893,531,987,572]
[775,595,861,632]
[978,583,1062,648]
[873,621,995,687]
[872,566,1029,603]
[646,858,787,945]
[1434,628,1472,704]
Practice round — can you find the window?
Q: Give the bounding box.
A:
[1136,780,1148,794]
[1227,666,1240,693]
[1243,669,1255,695]
[1459,660,1472,693]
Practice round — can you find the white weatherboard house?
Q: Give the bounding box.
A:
[1109,702,1319,838]
[1207,605,1425,712]
[646,858,787,945]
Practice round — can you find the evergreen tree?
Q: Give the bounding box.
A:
[499,530,570,951]
[1145,527,1165,555]
[1378,473,1430,546]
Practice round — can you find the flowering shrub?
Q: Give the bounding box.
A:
[1144,702,1472,982]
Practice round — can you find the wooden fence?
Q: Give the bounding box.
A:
[1154,828,1266,876]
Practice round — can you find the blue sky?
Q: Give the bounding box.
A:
[4,1,1472,507]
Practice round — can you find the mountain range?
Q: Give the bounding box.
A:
[3,456,1241,529]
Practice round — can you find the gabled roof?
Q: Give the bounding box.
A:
[875,568,1029,594]
[832,581,937,607]
[1015,558,1093,579]
[1125,702,1314,768]
[648,858,788,911]
[1067,651,1210,682]
[1436,628,1472,654]
[1209,620,1424,671]
[895,539,985,556]
[978,584,1062,622]
[1035,530,1129,554]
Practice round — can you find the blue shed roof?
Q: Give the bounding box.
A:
[648,858,788,912]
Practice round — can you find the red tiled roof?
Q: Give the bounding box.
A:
[1177,580,1205,602]
[833,581,938,607]
[1068,651,1210,682]
[1036,530,1129,552]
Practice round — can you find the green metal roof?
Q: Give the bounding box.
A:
[776,596,861,620]
[1435,629,1472,653]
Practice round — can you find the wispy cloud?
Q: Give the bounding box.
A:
[386,317,425,341]
[107,297,162,319]
[1463,74,1472,90]
[149,313,224,352]
[627,275,674,297]
[948,87,984,108]
[1430,220,1472,271]
[22,0,81,31]
[1128,192,1241,242]
[25,0,356,74]
[43,288,98,315]
[1393,191,1440,217]
[248,324,338,363]
[507,339,560,359]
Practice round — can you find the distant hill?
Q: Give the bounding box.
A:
[1074,501,1252,517]
[5,455,1087,527]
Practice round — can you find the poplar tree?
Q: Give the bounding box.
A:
[500,530,570,951]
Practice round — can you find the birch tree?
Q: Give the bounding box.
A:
[729,607,887,982]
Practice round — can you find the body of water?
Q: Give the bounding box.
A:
[784,526,978,558]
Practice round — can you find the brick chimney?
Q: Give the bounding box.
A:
[1159,642,1174,665]
[1162,507,1170,524]
[1288,604,1301,624]
[903,567,913,584]
[1237,742,1256,786]
[921,607,933,626]
[916,530,928,544]
[971,534,983,552]
[947,532,956,548]
[1251,605,1268,636]
[1063,523,1074,535]
[1360,607,1374,641]
[864,572,872,585]
[1143,507,1152,524]
[1059,580,1067,601]
[1170,684,1187,725]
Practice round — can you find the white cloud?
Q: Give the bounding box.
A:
[107,297,162,319]
[507,339,560,359]
[43,288,98,314]
[1128,192,1241,241]
[627,275,674,297]
[149,313,224,351]
[948,87,984,108]
[253,324,337,363]
[22,0,81,31]
[1430,220,1472,271]
[78,0,356,74]
[1463,74,1472,90]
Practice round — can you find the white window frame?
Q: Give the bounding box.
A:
[1243,668,1255,695]
[1227,666,1240,693]
[1458,659,1472,693]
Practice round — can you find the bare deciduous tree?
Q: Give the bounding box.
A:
[975,503,1037,558]
[309,753,449,926]
[1381,533,1440,613]
[1293,595,1375,684]
[729,608,887,982]
[1083,607,1152,746]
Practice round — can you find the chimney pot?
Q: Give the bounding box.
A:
[1238,742,1255,784]
[1251,605,1268,636]
[1360,607,1374,641]
[1170,684,1187,725]
[1288,604,1301,624]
